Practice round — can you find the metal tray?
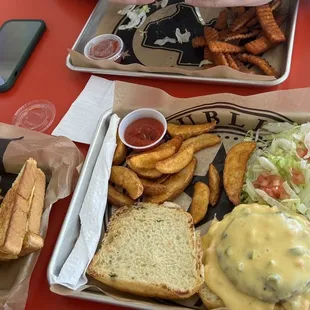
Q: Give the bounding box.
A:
[47,110,167,310]
[66,0,299,87]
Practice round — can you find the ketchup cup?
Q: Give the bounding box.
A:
[118,109,167,152]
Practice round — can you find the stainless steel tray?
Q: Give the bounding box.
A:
[47,110,179,310]
[66,0,299,87]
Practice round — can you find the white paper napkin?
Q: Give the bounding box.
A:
[52,76,115,144]
[49,114,120,289]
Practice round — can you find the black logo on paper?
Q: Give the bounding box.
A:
[113,0,214,66]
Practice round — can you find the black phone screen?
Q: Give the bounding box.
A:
[0,20,43,86]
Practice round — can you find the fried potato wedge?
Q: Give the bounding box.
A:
[113,134,127,165]
[126,160,163,179]
[154,135,183,153]
[155,174,170,184]
[108,185,134,208]
[181,134,221,153]
[155,144,194,174]
[208,164,221,207]
[189,182,210,225]
[127,145,176,170]
[140,179,167,196]
[224,142,256,206]
[167,121,216,140]
[144,157,197,204]
[110,166,143,200]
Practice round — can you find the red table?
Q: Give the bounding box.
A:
[1,0,310,309]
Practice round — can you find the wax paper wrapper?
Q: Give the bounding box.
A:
[0,123,84,310]
[50,83,310,309]
[69,0,296,81]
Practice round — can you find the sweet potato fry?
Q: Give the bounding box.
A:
[144,158,197,204]
[231,7,256,32]
[225,53,239,70]
[108,185,135,208]
[204,27,219,43]
[204,47,214,62]
[232,55,251,73]
[245,36,274,55]
[237,53,278,77]
[113,134,127,165]
[215,9,228,30]
[208,41,244,54]
[213,53,229,66]
[155,144,194,174]
[246,17,258,28]
[223,30,260,42]
[256,5,286,43]
[181,133,221,153]
[140,178,167,196]
[189,182,210,225]
[231,6,245,18]
[192,36,206,48]
[274,14,287,26]
[208,164,220,207]
[219,27,248,41]
[167,121,216,140]
[270,0,282,11]
[127,161,163,180]
[110,166,144,200]
[224,142,256,205]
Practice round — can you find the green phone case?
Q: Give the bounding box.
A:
[0,19,46,93]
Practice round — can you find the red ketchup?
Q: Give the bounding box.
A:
[124,118,164,147]
[89,39,120,59]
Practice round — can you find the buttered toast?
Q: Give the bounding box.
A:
[87,202,204,299]
[0,158,46,260]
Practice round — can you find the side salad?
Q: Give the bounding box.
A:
[242,122,310,219]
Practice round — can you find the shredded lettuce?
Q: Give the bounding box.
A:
[242,122,310,219]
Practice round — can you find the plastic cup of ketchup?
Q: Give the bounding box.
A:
[118,109,167,152]
[84,34,124,63]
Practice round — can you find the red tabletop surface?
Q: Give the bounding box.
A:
[1,0,310,309]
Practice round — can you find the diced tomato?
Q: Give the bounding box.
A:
[253,173,289,200]
[291,168,305,185]
[297,147,307,159]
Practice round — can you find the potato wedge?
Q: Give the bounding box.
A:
[208,164,221,207]
[127,144,176,170]
[154,135,183,152]
[155,144,195,174]
[144,157,197,204]
[224,142,256,205]
[140,178,167,196]
[108,185,134,208]
[127,161,163,180]
[189,182,210,225]
[113,134,127,165]
[181,134,221,153]
[167,121,217,139]
[110,166,144,200]
[156,175,170,183]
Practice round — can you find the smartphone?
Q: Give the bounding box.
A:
[0,19,46,92]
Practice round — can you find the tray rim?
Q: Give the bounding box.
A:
[65,0,300,87]
[47,108,188,310]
